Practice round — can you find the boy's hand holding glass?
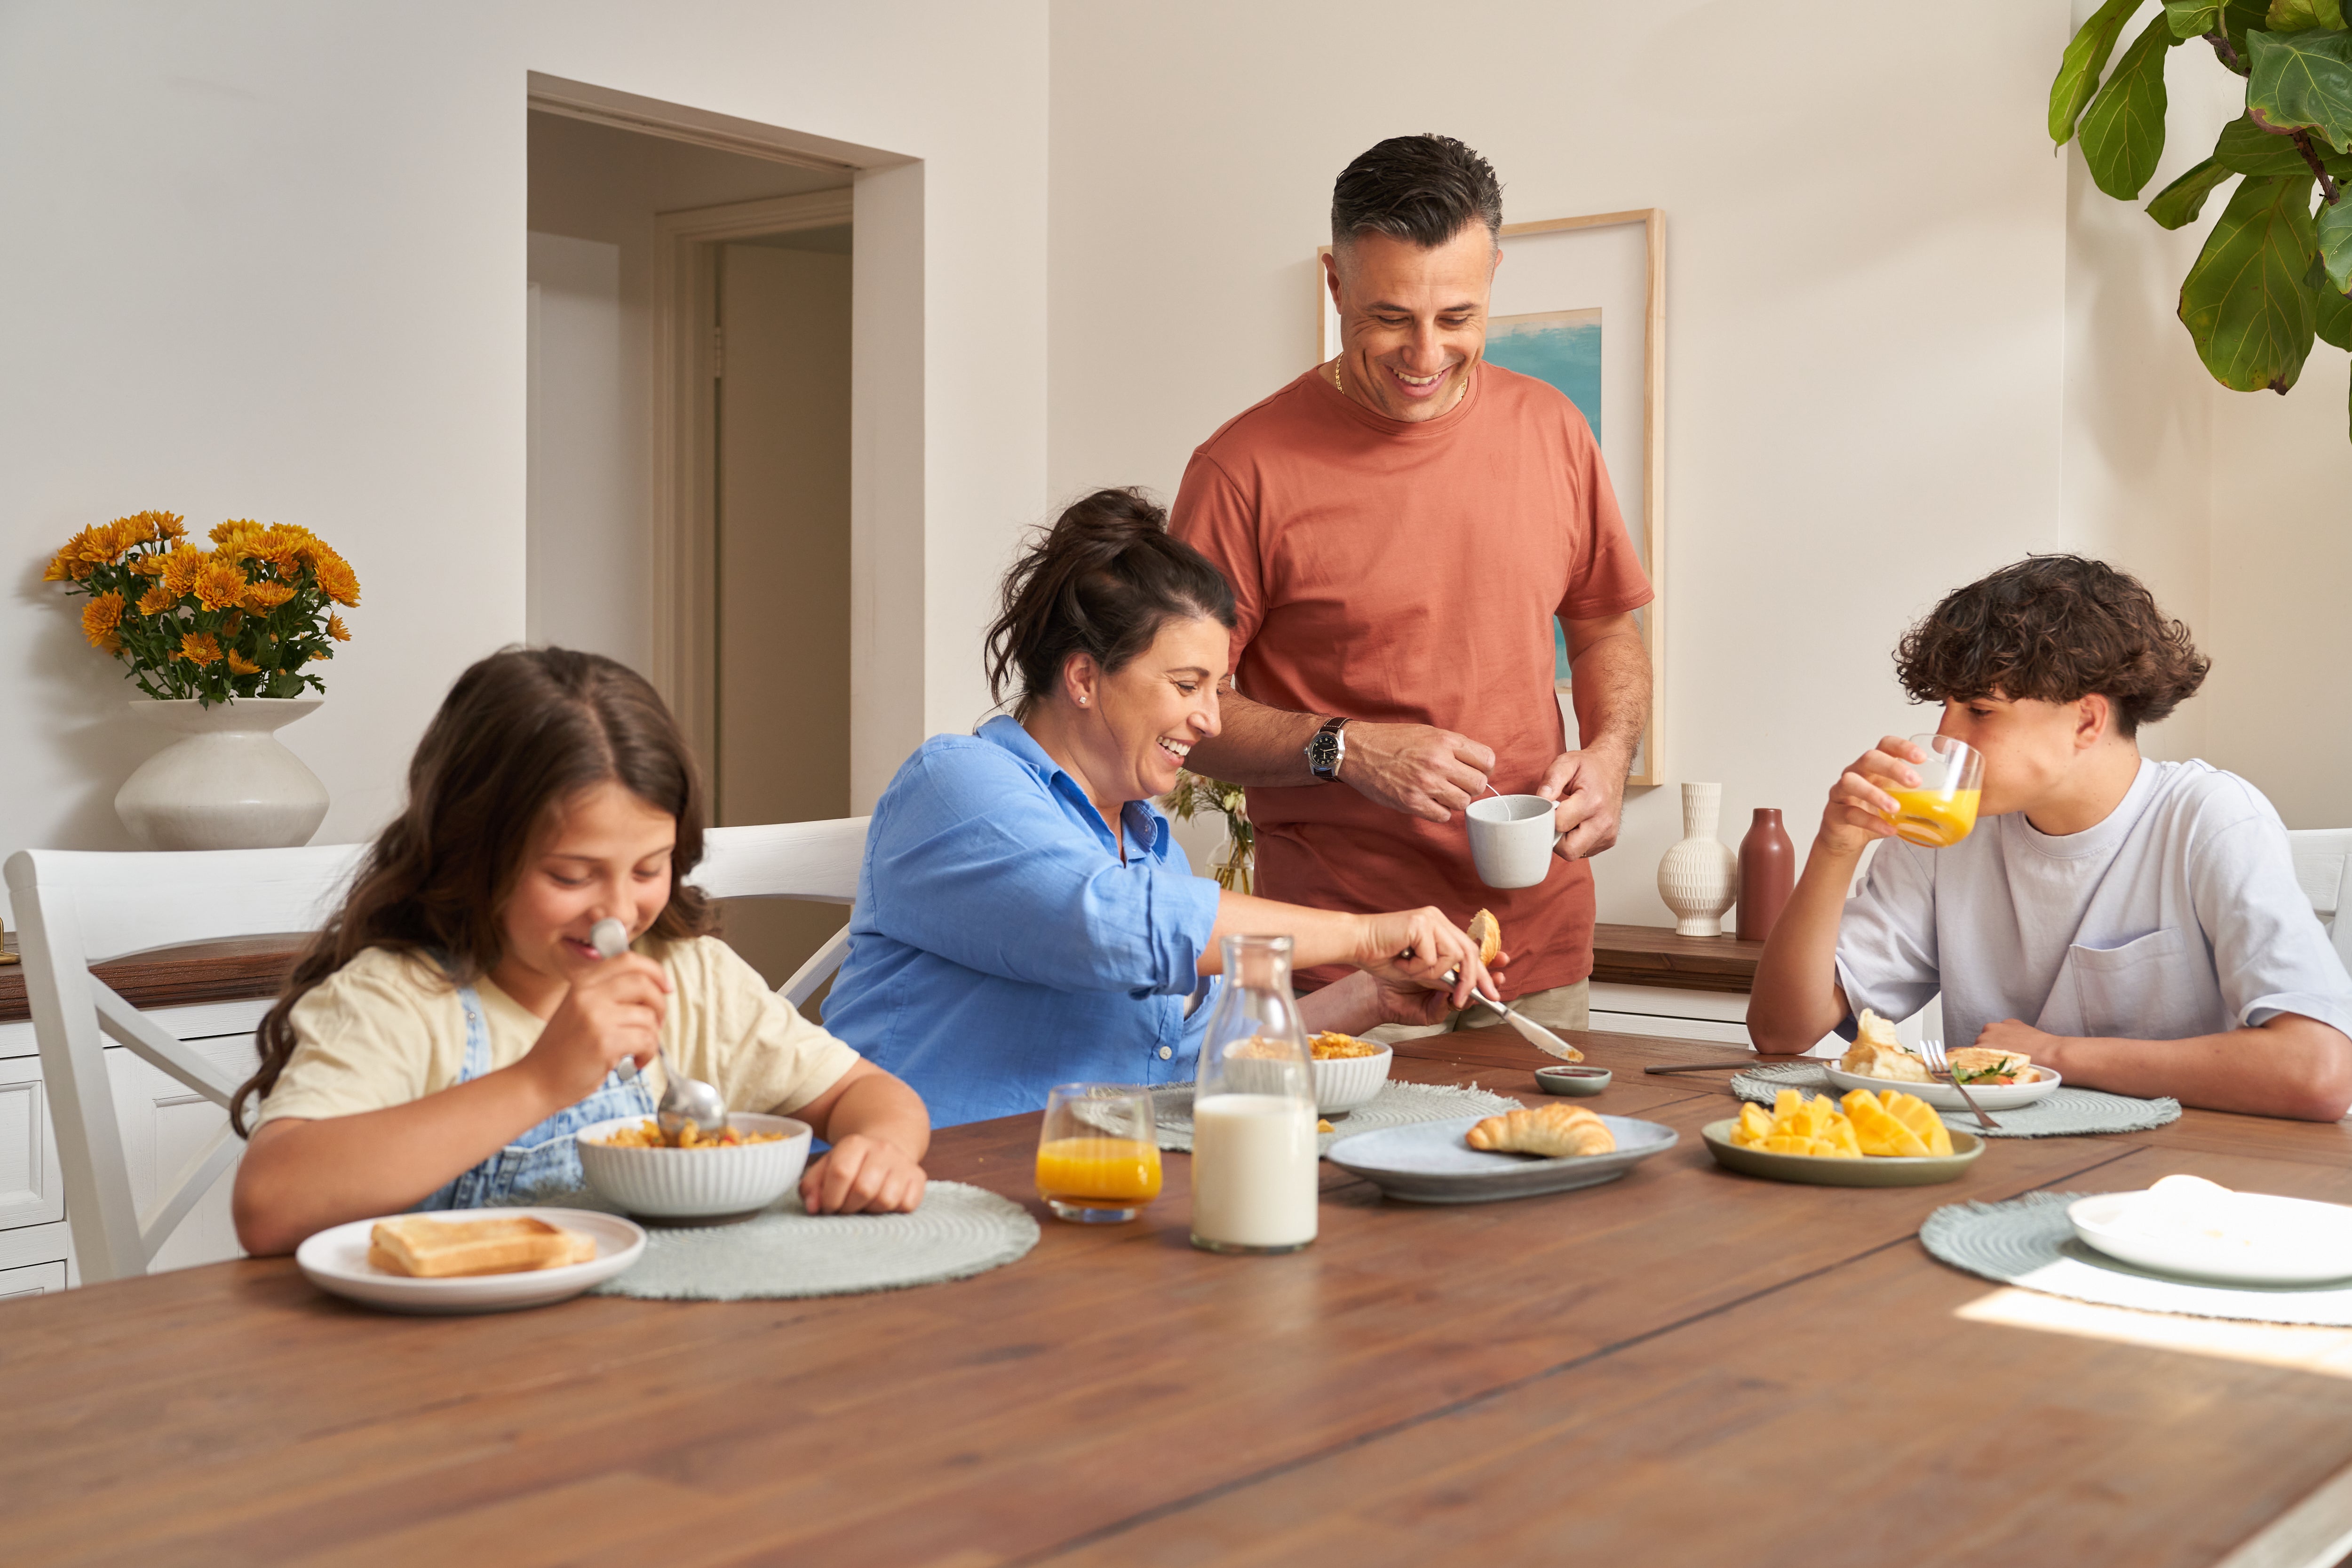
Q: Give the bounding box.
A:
[1822,733,1984,854]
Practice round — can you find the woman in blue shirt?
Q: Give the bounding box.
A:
[822,488,1500,1126]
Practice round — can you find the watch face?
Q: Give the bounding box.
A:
[1309,732,1340,775]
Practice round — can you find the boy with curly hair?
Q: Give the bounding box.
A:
[1750,556,2352,1121]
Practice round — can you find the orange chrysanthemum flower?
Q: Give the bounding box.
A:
[136,581,177,616]
[159,544,207,599]
[240,580,296,612]
[312,554,361,607]
[133,553,170,578]
[81,592,125,653]
[148,510,188,541]
[180,632,223,667]
[326,613,351,643]
[192,560,247,611]
[227,651,262,676]
[308,646,333,663]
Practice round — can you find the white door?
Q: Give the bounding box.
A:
[714,240,854,995]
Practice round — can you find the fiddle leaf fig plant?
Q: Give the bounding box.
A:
[2057,0,2352,433]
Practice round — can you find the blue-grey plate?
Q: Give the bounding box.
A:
[1326,1113,1679,1205]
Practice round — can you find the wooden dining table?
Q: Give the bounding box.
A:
[8,1024,2352,1568]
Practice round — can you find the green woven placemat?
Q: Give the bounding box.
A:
[1922,1192,2352,1326]
[505,1180,1039,1300]
[1730,1059,2180,1138]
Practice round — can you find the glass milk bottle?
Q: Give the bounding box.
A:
[1190,934,1319,1254]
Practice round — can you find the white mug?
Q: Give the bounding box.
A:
[1466,794,1562,889]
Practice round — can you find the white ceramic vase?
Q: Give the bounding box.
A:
[1657,781,1739,937]
[114,697,330,851]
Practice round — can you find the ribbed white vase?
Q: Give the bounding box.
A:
[114,697,330,851]
[1657,781,1739,937]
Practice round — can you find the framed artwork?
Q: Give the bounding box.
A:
[1319,209,1665,786]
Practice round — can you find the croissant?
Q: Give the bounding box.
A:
[1465,1102,1616,1158]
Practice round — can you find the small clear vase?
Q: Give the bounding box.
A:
[1189,934,1319,1254]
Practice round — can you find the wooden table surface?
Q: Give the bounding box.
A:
[7,1026,2352,1568]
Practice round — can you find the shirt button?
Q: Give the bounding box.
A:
[1158,1046,1173,1060]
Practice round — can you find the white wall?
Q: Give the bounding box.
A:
[526,232,638,668]
[1049,0,2075,927]
[0,0,1047,906]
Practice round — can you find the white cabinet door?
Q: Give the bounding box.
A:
[0,1053,65,1232]
[0,1260,68,1298]
[101,1034,260,1274]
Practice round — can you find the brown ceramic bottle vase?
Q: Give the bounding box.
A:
[1736,808,1796,943]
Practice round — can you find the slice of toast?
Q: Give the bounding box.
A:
[368,1215,596,1278]
[1467,908,1502,968]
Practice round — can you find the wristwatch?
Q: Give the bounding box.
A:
[1305,716,1351,782]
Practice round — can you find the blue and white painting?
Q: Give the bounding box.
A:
[1483,307,1603,684]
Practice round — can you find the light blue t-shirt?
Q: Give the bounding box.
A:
[821,716,1223,1127]
[1837,758,2352,1050]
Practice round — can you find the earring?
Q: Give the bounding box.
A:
[1078,695,1088,706]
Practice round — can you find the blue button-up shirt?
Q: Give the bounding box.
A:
[821,716,1224,1128]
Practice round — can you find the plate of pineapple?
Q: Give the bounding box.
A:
[1700,1087,1983,1187]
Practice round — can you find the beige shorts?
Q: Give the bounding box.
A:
[1361,979,1591,1045]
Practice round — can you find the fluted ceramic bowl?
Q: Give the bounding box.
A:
[1312,1041,1393,1114]
[576,1113,811,1225]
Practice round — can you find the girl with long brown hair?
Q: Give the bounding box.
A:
[230,648,929,1255]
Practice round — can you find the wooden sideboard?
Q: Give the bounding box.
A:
[1588,923,1761,1045]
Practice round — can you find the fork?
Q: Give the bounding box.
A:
[1917,1037,2000,1131]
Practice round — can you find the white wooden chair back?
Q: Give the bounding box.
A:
[3,844,367,1284]
[690,818,869,1008]
[2287,828,2352,976]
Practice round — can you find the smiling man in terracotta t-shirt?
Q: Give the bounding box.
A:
[1171,134,1653,1035]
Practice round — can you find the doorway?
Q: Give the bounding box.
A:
[709,228,854,991]
[524,81,913,997]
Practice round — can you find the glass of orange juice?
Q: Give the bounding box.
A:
[1880,733,1985,848]
[1035,1083,1164,1223]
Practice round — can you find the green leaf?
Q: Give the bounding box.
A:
[2248,28,2352,152]
[2226,0,2279,57]
[2180,172,2321,389]
[2054,0,2151,143]
[2315,271,2352,346]
[2082,15,2182,198]
[2319,189,2352,287]
[2150,157,2240,226]
[2269,0,2346,29]
[2169,0,2223,36]
[2218,111,2324,172]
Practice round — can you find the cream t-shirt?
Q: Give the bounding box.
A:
[254,936,862,1128]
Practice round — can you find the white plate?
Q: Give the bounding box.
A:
[1326,1114,1678,1204]
[2068,1188,2352,1286]
[295,1207,646,1314]
[1823,1060,2063,1112]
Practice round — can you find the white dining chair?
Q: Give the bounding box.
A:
[2287,828,2352,976]
[4,843,366,1285]
[690,818,869,1007]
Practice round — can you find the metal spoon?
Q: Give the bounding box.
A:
[589,918,731,1143]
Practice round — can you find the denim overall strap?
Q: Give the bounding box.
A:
[414,983,658,1210]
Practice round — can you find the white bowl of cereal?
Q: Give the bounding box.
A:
[1310,1032,1393,1114]
[576,1112,810,1225]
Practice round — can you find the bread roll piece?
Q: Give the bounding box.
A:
[1467,909,1502,968]
[368,1215,597,1278]
[1464,1102,1616,1158]
[1839,1009,1931,1083]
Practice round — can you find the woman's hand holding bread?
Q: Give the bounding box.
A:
[1352,906,1494,1011]
[521,952,672,1110]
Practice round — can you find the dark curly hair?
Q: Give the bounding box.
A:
[1894,555,2209,737]
[984,488,1235,719]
